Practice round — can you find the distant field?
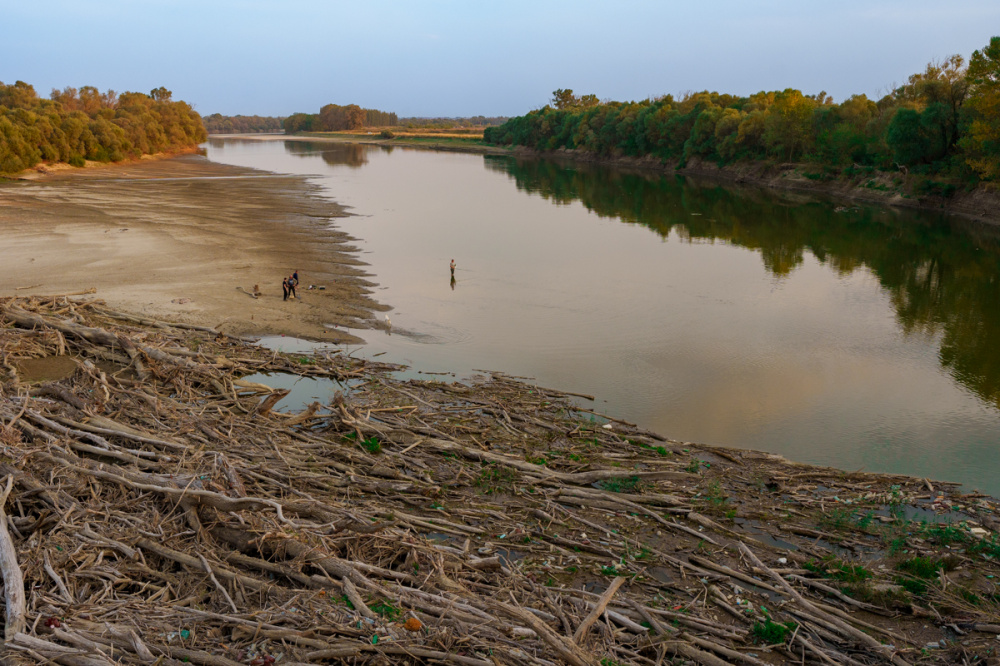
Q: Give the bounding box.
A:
[293,127,508,153]
[336,127,485,140]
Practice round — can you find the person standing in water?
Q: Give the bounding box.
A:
[450,259,456,277]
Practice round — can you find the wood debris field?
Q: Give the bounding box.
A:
[0,295,999,665]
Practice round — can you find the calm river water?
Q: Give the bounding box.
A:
[205,138,1000,495]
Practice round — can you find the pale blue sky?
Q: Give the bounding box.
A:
[3,1,998,117]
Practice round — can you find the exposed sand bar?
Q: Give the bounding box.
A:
[0,155,386,343]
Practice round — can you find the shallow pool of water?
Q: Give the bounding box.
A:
[242,371,358,412]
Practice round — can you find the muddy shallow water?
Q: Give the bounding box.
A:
[215,139,1000,494]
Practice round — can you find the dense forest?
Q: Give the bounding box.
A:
[0,82,206,175]
[283,104,398,133]
[203,114,284,134]
[485,37,1000,187]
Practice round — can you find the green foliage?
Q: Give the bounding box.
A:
[915,521,967,546]
[887,107,951,166]
[484,44,1000,183]
[959,587,982,606]
[685,459,703,474]
[896,556,945,579]
[380,129,395,139]
[968,535,1000,558]
[283,113,317,133]
[368,599,401,620]
[961,37,1000,180]
[361,437,382,454]
[700,480,727,510]
[597,475,642,493]
[913,178,957,198]
[751,618,797,644]
[895,577,928,596]
[473,464,518,494]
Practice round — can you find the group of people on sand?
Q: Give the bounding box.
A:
[282,270,299,301]
[274,262,457,302]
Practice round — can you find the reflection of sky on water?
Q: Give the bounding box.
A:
[206,139,1000,495]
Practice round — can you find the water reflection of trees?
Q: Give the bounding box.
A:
[485,155,1000,409]
[208,137,373,168]
[283,141,374,168]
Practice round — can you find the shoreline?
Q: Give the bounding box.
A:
[220,132,1000,227]
[2,295,999,665]
[0,153,388,344]
[512,148,1000,227]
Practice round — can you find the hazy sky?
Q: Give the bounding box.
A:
[3,1,999,118]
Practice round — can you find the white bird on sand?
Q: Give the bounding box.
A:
[385,315,391,328]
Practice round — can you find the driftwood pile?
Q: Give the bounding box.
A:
[0,295,999,665]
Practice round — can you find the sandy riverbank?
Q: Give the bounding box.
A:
[0,154,387,343]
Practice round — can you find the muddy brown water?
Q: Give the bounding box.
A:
[207,138,1000,496]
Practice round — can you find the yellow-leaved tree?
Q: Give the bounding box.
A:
[962,37,1000,180]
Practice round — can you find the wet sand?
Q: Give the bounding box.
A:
[0,155,386,343]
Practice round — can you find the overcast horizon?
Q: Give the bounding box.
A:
[3,0,999,118]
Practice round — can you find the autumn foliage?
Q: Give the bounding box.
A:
[0,82,207,174]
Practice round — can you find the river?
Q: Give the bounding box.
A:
[205,138,1000,495]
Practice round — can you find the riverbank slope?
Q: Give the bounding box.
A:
[1,295,999,665]
[517,148,1000,227]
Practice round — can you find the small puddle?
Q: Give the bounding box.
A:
[423,532,458,544]
[255,335,341,355]
[254,334,449,385]
[496,548,526,567]
[876,504,970,523]
[242,371,360,412]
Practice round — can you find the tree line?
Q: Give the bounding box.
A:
[0,81,206,175]
[203,114,285,134]
[397,116,509,128]
[484,37,1000,185]
[283,104,398,133]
